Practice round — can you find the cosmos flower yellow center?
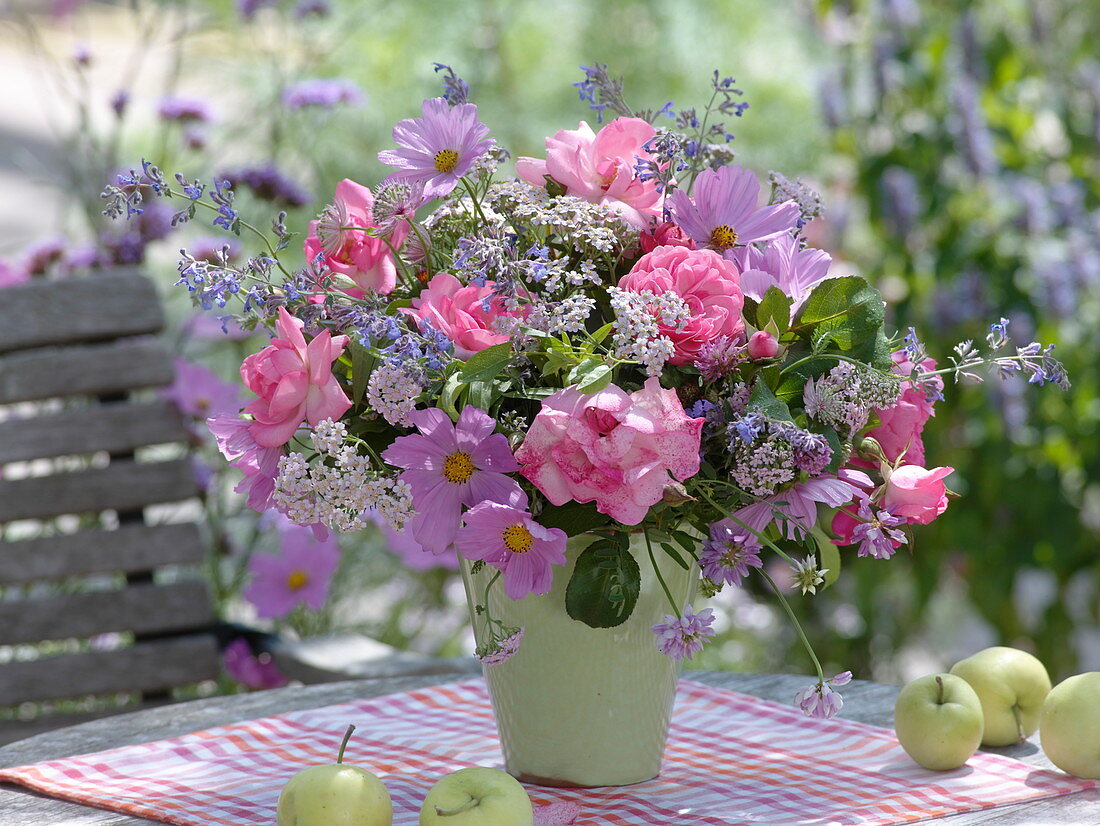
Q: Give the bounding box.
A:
[442,451,476,483]
[434,148,460,173]
[709,224,738,250]
[502,524,534,554]
[286,570,309,590]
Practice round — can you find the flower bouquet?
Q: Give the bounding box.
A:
[103,63,1069,787]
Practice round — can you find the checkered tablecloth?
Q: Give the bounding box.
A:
[0,679,1095,825]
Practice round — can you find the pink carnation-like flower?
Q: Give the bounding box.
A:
[400,272,516,360]
[865,350,943,466]
[883,464,954,525]
[515,377,704,525]
[240,307,352,448]
[617,245,745,366]
[303,179,405,296]
[516,116,661,228]
[456,498,568,600]
[206,412,282,512]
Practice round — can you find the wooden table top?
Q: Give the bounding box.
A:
[0,671,1096,825]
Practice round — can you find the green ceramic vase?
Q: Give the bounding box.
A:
[461,532,699,787]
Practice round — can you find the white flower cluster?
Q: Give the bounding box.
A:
[607,287,691,376]
[273,419,413,533]
[526,294,597,335]
[366,361,422,426]
[486,181,638,258]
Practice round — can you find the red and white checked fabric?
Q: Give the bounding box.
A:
[1,679,1095,825]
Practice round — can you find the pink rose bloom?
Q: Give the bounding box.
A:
[883,464,954,525]
[639,221,696,254]
[516,116,661,228]
[401,272,516,360]
[240,307,352,448]
[515,377,704,525]
[617,245,745,366]
[303,179,406,296]
[866,350,943,465]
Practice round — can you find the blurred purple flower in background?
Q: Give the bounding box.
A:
[243,516,342,619]
[162,358,244,421]
[157,96,213,123]
[282,78,364,110]
[221,638,288,690]
[218,163,313,208]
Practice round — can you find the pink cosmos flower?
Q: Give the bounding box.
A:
[377,97,494,199]
[400,272,516,360]
[732,469,872,540]
[0,258,28,288]
[243,518,342,619]
[882,464,954,525]
[221,638,289,690]
[516,116,661,228]
[162,358,243,421]
[515,377,704,525]
[617,245,745,365]
[667,164,800,255]
[456,498,567,600]
[304,179,406,296]
[207,412,282,511]
[240,307,351,448]
[381,406,524,554]
[734,233,835,316]
[865,350,943,466]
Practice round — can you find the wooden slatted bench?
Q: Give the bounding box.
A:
[0,271,221,745]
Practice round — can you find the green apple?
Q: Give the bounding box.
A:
[1039,672,1100,779]
[950,646,1052,746]
[893,674,984,770]
[277,725,392,826]
[419,767,532,826]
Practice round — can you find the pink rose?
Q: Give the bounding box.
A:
[515,377,704,525]
[303,179,406,296]
[240,307,351,448]
[865,350,942,465]
[617,245,745,366]
[401,272,516,360]
[747,330,779,360]
[883,464,954,525]
[639,221,696,254]
[516,117,661,228]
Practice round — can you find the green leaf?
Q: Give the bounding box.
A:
[817,533,841,588]
[793,276,885,349]
[757,286,793,335]
[459,343,514,383]
[823,428,844,474]
[577,364,612,393]
[537,502,610,535]
[588,322,614,346]
[565,540,642,628]
[659,543,690,570]
[349,340,374,406]
[465,379,493,412]
[741,296,760,329]
[748,381,793,421]
[439,371,465,421]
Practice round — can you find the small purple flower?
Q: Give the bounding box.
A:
[294,0,330,18]
[850,499,907,559]
[651,604,717,661]
[795,670,853,719]
[377,97,494,199]
[476,627,525,666]
[109,88,130,118]
[222,638,288,690]
[157,95,212,123]
[693,335,746,382]
[700,521,763,587]
[667,164,800,254]
[281,78,364,110]
[237,0,277,20]
[381,406,523,554]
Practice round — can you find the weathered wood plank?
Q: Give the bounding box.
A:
[0,459,198,523]
[0,701,172,748]
[0,635,221,706]
[0,273,163,354]
[0,339,175,404]
[0,581,216,646]
[0,523,205,585]
[0,400,189,464]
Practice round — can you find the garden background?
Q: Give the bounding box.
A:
[1,0,1097,695]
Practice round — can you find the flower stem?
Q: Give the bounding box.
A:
[644,528,681,618]
[759,569,825,683]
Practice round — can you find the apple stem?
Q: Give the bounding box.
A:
[935,675,944,705]
[337,724,355,764]
[1012,704,1025,743]
[435,796,481,817]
